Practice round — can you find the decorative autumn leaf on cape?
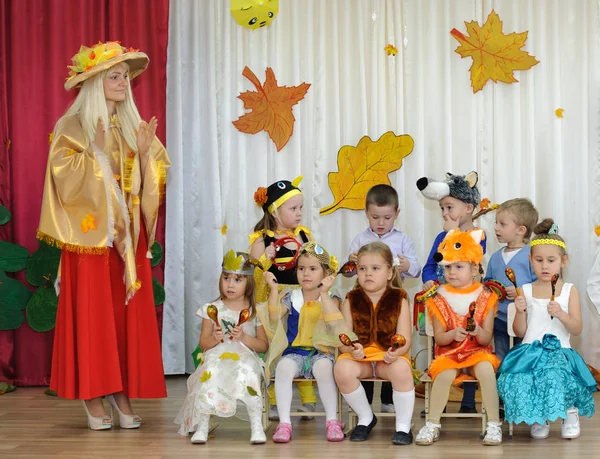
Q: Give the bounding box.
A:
[199,371,212,383]
[319,132,414,216]
[451,10,539,93]
[233,66,310,151]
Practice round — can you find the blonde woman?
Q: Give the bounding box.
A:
[37,41,170,430]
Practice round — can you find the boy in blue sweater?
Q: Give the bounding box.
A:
[417,171,485,413]
[483,198,538,359]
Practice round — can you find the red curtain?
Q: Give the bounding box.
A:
[0,0,169,386]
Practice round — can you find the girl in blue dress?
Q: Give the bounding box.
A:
[497,219,596,440]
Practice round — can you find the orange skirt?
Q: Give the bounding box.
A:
[50,229,167,400]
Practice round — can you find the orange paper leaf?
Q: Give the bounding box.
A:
[320,132,414,216]
[451,10,539,93]
[595,225,600,237]
[233,66,310,151]
[80,213,97,233]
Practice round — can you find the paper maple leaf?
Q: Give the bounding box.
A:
[233,66,310,151]
[451,10,539,93]
[319,132,414,216]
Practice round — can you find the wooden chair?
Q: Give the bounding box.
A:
[420,306,488,436]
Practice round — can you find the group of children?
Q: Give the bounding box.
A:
[175,171,597,446]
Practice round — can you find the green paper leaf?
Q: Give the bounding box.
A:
[0,241,30,272]
[0,276,32,310]
[0,206,10,226]
[25,241,61,287]
[0,302,24,330]
[26,286,59,332]
[246,386,258,396]
[0,381,17,395]
[44,388,58,397]
[153,276,165,306]
[150,241,163,267]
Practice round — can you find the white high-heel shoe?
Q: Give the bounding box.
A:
[81,400,113,431]
[105,395,142,429]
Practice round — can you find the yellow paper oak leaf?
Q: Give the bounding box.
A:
[223,249,243,272]
[221,224,228,235]
[319,132,414,216]
[199,371,212,382]
[219,352,240,361]
[595,225,600,237]
[451,10,539,93]
[384,44,397,56]
[555,108,565,118]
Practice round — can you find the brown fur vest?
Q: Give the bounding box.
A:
[347,287,406,348]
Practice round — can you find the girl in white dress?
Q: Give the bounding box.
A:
[175,250,269,444]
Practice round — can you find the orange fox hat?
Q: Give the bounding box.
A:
[433,229,485,265]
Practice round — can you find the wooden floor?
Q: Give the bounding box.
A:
[1,376,599,458]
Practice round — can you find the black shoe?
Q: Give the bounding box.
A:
[499,406,505,420]
[459,406,478,414]
[350,416,378,442]
[392,430,413,445]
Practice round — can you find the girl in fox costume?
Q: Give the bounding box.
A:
[415,229,502,446]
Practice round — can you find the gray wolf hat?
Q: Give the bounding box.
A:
[416,171,480,207]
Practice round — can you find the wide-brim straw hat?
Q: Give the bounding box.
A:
[64,41,149,91]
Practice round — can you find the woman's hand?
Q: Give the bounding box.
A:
[230,325,245,342]
[94,117,106,151]
[351,342,365,360]
[136,117,157,157]
[453,327,468,342]
[212,325,225,343]
[383,346,402,364]
[515,295,527,313]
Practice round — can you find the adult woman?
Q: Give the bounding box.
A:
[37,41,170,430]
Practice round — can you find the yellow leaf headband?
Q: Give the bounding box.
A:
[222,249,255,275]
[530,238,567,250]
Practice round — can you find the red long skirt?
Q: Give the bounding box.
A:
[50,229,167,400]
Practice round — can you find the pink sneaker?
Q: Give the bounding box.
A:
[326,419,345,442]
[272,422,292,443]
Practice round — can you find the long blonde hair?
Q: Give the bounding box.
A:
[61,62,141,151]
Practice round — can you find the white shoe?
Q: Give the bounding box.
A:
[191,416,210,444]
[483,421,502,445]
[530,421,550,439]
[561,408,580,439]
[415,421,441,446]
[249,411,266,444]
[268,406,279,421]
[299,403,315,420]
[381,403,396,413]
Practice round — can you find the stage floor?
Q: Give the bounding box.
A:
[1,376,598,458]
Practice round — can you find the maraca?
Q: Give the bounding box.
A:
[550,274,559,319]
[339,333,366,359]
[230,308,251,340]
[206,304,224,343]
[391,334,406,349]
[505,267,521,297]
[317,261,357,288]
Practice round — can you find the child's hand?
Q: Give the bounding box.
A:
[212,326,225,343]
[467,323,481,337]
[349,252,358,263]
[423,280,436,291]
[443,216,460,232]
[396,255,410,273]
[505,285,517,300]
[351,342,365,360]
[453,327,468,342]
[319,275,336,293]
[265,243,276,260]
[547,300,562,319]
[515,295,527,313]
[263,271,278,288]
[230,325,245,342]
[383,346,402,364]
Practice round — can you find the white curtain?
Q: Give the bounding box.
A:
[164,0,600,374]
